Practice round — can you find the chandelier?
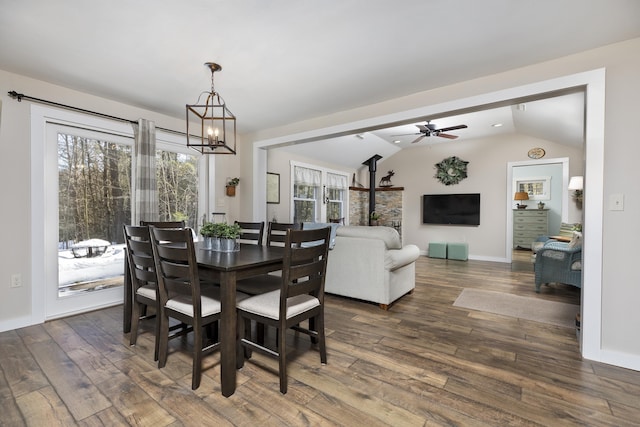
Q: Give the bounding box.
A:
[186,62,236,155]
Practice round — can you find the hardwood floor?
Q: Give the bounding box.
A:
[2,255,640,426]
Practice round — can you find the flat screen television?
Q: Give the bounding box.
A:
[422,193,480,225]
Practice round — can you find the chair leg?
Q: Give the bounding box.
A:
[278,324,287,394]
[192,323,202,390]
[317,313,327,365]
[130,301,142,346]
[157,311,170,369]
[236,313,246,369]
[257,322,265,345]
[153,306,160,361]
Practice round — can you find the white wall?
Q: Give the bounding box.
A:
[358,133,581,261]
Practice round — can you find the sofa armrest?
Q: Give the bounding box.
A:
[385,245,420,271]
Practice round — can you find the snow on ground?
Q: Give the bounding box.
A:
[59,243,125,287]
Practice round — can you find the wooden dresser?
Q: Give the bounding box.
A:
[513,209,548,249]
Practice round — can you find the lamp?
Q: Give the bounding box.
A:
[514,191,529,209]
[186,62,237,155]
[568,176,584,203]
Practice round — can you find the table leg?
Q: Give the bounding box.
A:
[220,271,237,397]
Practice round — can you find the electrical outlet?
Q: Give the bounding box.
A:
[11,273,22,288]
[610,193,624,211]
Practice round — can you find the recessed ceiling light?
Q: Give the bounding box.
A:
[492,123,503,127]
[393,140,401,144]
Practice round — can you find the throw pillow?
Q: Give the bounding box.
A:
[568,231,582,249]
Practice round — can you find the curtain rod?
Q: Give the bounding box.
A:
[7,90,187,137]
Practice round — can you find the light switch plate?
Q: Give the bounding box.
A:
[610,193,624,211]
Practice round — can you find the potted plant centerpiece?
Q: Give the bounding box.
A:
[200,222,241,252]
[370,211,381,226]
[225,177,240,197]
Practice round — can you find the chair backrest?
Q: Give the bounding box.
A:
[140,220,185,228]
[149,226,202,316]
[266,222,302,247]
[123,225,157,295]
[235,221,265,245]
[280,227,331,307]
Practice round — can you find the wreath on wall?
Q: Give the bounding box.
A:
[434,156,469,186]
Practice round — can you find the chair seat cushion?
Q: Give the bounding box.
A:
[237,290,319,320]
[136,284,156,299]
[166,286,249,317]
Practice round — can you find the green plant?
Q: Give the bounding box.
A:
[200,222,217,237]
[227,177,240,187]
[200,222,241,239]
[370,211,380,220]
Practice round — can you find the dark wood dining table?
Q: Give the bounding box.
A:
[123,242,284,397]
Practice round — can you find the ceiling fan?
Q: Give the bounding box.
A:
[397,121,468,144]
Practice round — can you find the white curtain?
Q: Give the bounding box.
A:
[294,166,321,186]
[326,172,348,189]
[131,118,158,224]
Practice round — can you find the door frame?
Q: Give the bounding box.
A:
[505,158,570,263]
[252,69,607,366]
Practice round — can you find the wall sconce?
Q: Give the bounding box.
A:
[186,62,237,155]
[568,176,584,203]
[514,191,529,209]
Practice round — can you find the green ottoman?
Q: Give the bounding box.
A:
[447,242,468,261]
[428,242,447,259]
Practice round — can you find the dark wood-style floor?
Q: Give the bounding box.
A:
[2,254,640,426]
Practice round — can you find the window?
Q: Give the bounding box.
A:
[325,172,348,222]
[292,163,349,223]
[156,150,199,229]
[293,165,321,223]
[57,130,132,296]
[515,176,551,200]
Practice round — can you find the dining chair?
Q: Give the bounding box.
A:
[123,225,161,360]
[236,222,303,344]
[265,222,303,247]
[149,226,248,390]
[234,221,265,245]
[236,226,331,394]
[236,222,302,295]
[140,220,185,228]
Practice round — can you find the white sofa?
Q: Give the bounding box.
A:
[323,225,420,309]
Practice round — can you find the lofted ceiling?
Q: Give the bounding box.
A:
[273,91,586,169]
[0,1,638,159]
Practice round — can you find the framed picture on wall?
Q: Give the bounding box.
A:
[514,176,551,200]
[267,172,280,204]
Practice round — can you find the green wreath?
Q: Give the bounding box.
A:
[434,156,469,186]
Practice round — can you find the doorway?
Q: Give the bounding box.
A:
[253,69,605,364]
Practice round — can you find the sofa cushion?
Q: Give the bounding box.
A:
[302,222,340,249]
[335,226,402,249]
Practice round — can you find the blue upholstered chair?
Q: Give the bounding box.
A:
[534,238,582,292]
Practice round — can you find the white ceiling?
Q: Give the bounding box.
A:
[1,0,639,165]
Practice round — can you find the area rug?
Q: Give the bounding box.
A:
[453,288,579,328]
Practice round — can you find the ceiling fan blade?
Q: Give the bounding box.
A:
[411,135,426,144]
[436,124,468,132]
[391,132,421,137]
[437,133,458,139]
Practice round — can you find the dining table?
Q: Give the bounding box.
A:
[123,242,285,397]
